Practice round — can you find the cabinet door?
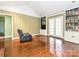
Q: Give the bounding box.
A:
[65,31,79,44]
[5,16,12,37]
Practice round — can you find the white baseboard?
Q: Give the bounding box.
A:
[12,34,40,40]
[4,36,12,38]
[12,37,19,40]
[32,34,40,36]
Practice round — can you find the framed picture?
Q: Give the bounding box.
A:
[41,17,46,29]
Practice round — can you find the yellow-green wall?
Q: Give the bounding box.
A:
[0,10,41,38]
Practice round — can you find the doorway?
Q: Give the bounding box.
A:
[0,15,12,56]
[0,15,12,38]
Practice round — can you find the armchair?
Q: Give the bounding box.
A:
[17,29,32,42]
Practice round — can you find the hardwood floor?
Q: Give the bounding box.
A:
[64,41,79,57]
[4,38,53,57]
[0,35,79,57]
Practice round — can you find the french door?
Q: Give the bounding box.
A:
[48,15,64,56]
[48,15,63,36]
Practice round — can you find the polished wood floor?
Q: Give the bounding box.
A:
[4,40,53,57]
[0,35,79,57]
[64,41,79,57]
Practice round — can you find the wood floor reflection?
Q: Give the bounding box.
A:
[0,35,79,57]
[4,36,53,57]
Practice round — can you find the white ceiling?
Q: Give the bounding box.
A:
[0,1,79,17]
[27,1,79,17]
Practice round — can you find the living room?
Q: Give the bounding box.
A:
[0,0,79,58]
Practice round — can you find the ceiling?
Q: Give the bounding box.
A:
[0,1,79,17]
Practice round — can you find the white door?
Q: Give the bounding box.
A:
[48,15,64,55]
[55,16,63,36]
[49,18,55,35]
[48,17,55,54]
[48,16,63,36]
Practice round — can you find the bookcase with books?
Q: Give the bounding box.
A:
[66,7,79,31]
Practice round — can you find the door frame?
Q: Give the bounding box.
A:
[0,13,13,39]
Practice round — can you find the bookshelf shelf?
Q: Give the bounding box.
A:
[66,7,79,31]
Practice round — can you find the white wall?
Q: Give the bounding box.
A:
[40,29,47,35]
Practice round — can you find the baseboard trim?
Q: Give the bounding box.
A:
[12,34,40,40]
[12,37,19,40]
[65,40,79,45]
[0,36,12,39]
[32,34,40,36]
[5,36,12,38]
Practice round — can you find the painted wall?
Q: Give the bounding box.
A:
[0,10,41,38]
[13,13,41,38]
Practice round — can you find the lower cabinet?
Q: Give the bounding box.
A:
[65,31,79,44]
